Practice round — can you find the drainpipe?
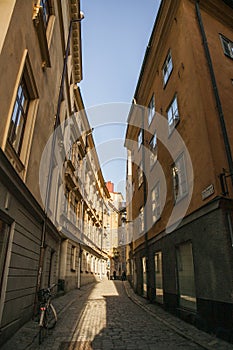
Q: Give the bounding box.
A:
[195,1,233,186]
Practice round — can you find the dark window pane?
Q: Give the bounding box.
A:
[8,76,30,154]
[40,0,51,28]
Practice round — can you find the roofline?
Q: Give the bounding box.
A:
[133,0,164,100]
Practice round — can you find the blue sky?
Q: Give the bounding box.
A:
[79,0,161,196]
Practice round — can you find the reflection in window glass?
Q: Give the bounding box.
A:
[40,0,51,28]
[155,252,163,303]
[142,257,147,297]
[172,153,188,202]
[176,242,196,310]
[152,182,160,223]
[148,95,155,125]
[167,95,179,134]
[8,77,29,155]
[163,51,173,85]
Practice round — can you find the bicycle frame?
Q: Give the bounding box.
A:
[38,283,57,344]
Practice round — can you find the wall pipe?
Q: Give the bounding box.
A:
[195,1,233,186]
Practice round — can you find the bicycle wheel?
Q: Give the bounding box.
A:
[39,322,47,344]
[45,303,57,329]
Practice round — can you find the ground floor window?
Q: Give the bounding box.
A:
[0,220,10,294]
[154,252,163,303]
[142,257,147,297]
[71,246,77,272]
[176,241,196,310]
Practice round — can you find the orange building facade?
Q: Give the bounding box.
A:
[125,0,233,337]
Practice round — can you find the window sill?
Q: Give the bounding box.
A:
[5,141,25,175]
[168,119,180,137]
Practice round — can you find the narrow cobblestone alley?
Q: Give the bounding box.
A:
[2,279,232,350]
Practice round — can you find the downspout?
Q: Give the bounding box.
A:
[195,1,233,186]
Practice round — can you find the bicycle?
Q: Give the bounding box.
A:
[38,283,57,344]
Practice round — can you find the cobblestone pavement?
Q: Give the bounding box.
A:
[1,279,233,350]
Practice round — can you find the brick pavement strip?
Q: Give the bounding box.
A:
[1,279,233,350]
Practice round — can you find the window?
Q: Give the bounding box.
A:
[139,206,144,233]
[138,129,142,149]
[152,182,160,223]
[138,162,143,188]
[71,246,77,271]
[142,257,147,297]
[220,35,233,59]
[6,57,38,174]
[32,1,52,67]
[149,134,157,167]
[163,50,173,85]
[167,95,179,134]
[155,252,163,303]
[0,220,10,294]
[176,242,196,310]
[8,77,30,155]
[172,153,188,201]
[148,95,155,125]
[40,0,52,29]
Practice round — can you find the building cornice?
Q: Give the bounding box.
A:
[191,0,233,29]
[69,0,83,83]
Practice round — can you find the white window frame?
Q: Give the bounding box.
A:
[167,95,179,134]
[138,129,142,149]
[149,133,157,168]
[152,182,160,223]
[138,162,143,188]
[163,50,173,85]
[172,153,188,202]
[154,251,163,303]
[220,34,233,59]
[5,52,39,176]
[139,206,144,233]
[148,95,155,125]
